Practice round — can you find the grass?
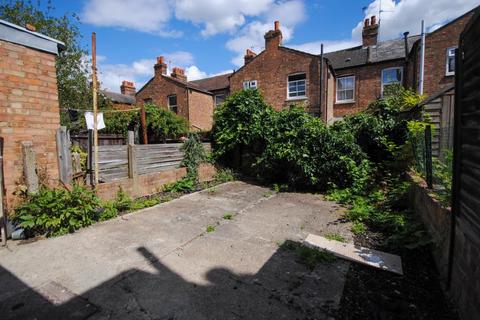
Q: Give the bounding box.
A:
[325,233,346,242]
[206,225,216,233]
[263,191,274,197]
[280,240,335,270]
[351,221,366,235]
[223,213,233,220]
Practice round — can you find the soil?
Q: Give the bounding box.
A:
[337,230,459,320]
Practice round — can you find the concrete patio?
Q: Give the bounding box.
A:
[0,181,352,319]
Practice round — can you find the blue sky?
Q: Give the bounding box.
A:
[40,0,479,92]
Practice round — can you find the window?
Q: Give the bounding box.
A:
[287,73,306,99]
[336,76,355,103]
[168,95,178,114]
[446,47,456,76]
[215,94,226,107]
[381,67,403,95]
[243,80,257,90]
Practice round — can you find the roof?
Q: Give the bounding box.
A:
[102,90,136,104]
[136,73,214,96]
[0,19,65,54]
[325,35,420,70]
[189,73,232,92]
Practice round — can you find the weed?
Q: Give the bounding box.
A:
[263,191,274,197]
[280,240,335,270]
[214,168,235,183]
[163,177,195,193]
[208,186,218,195]
[351,221,366,235]
[223,213,233,220]
[206,225,216,233]
[325,233,346,242]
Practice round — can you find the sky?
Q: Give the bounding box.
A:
[30,0,480,92]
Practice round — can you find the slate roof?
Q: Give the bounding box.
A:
[325,35,421,70]
[189,73,232,92]
[102,90,136,104]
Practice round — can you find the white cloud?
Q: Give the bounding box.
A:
[352,0,479,41]
[81,0,181,37]
[226,0,305,66]
[174,0,274,36]
[290,39,360,55]
[184,66,207,80]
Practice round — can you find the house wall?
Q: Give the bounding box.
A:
[333,60,405,117]
[187,89,214,130]
[409,11,473,97]
[230,48,323,116]
[136,77,189,121]
[0,39,60,211]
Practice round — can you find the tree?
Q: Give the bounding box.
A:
[0,0,109,130]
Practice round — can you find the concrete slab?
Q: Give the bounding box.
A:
[0,181,352,319]
[304,234,403,275]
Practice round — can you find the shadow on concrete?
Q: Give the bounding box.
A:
[0,244,346,319]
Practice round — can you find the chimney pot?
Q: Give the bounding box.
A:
[154,56,168,76]
[157,56,165,64]
[244,49,257,65]
[171,67,187,82]
[364,18,370,27]
[25,23,36,31]
[120,80,136,96]
[371,15,376,25]
[274,21,280,31]
[362,16,379,47]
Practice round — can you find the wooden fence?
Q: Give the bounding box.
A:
[94,140,211,182]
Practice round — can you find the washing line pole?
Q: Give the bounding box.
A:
[419,20,426,95]
[92,32,99,185]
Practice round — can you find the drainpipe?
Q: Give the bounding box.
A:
[418,20,426,95]
[403,31,409,87]
[319,43,324,119]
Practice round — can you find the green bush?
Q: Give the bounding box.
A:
[145,104,188,142]
[14,185,117,237]
[163,177,196,193]
[181,133,206,181]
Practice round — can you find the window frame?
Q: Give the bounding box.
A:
[243,80,258,90]
[167,94,178,114]
[214,94,226,107]
[381,67,403,95]
[335,75,356,104]
[446,47,457,76]
[287,72,307,100]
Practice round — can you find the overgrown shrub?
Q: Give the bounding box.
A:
[181,133,206,181]
[145,104,188,142]
[14,185,117,237]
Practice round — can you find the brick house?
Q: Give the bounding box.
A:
[102,81,136,110]
[325,9,475,119]
[0,19,64,210]
[406,9,475,98]
[135,57,230,130]
[229,21,335,121]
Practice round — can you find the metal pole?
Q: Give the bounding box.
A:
[319,43,324,119]
[418,20,426,95]
[91,32,99,185]
[425,125,433,188]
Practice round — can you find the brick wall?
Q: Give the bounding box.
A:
[0,39,60,211]
[136,76,189,121]
[333,60,405,117]
[187,89,214,130]
[96,163,216,201]
[230,47,323,115]
[409,11,474,97]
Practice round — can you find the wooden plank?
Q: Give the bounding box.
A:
[304,234,403,275]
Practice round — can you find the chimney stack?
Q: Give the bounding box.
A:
[264,20,282,51]
[362,15,379,47]
[154,56,168,76]
[120,80,136,96]
[171,67,187,82]
[244,49,257,65]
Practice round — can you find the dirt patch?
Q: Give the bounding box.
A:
[338,231,459,320]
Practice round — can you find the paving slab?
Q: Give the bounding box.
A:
[0,181,352,319]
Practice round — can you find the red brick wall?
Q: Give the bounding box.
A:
[419,12,473,97]
[333,60,405,117]
[0,40,60,211]
[136,76,189,120]
[187,89,214,130]
[230,47,323,115]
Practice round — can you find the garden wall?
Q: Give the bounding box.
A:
[408,173,451,279]
[96,163,216,201]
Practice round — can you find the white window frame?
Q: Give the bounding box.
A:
[336,75,355,104]
[243,80,257,90]
[287,73,307,100]
[214,94,226,107]
[446,47,456,76]
[167,95,178,114]
[381,67,403,95]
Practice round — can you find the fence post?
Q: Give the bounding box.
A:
[56,126,72,185]
[425,125,433,188]
[127,131,137,179]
